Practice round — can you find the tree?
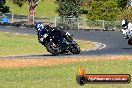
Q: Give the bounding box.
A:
[56,0,84,18]
[56,0,94,17]
[7,0,39,25]
[117,0,129,10]
[80,0,93,14]
[87,1,121,21]
[11,0,39,8]
[0,0,6,8]
[81,0,93,10]
[0,0,10,13]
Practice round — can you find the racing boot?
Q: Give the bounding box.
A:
[124,35,129,39]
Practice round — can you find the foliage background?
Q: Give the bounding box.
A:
[1,0,132,21]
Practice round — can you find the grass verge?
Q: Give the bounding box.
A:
[0,56,131,88]
[0,31,96,56]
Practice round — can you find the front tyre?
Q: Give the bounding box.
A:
[70,43,81,54]
[44,41,60,56]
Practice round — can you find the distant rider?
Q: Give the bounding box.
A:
[122,19,132,39]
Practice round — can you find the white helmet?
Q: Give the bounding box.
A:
[122,19,128,29]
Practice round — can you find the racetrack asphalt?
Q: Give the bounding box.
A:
[0,25,132,57]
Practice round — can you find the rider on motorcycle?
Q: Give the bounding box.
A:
[122,19,132,39]
[34,22,72,52]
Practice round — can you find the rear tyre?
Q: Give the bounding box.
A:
[128,38,132,45]
[44,41,60,56]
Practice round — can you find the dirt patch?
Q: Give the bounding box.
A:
[0,55,132,68]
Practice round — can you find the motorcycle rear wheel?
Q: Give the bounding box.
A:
[45,41,60,56]
[128,38,132,45]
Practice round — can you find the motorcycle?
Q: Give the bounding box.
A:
[40,27,81,56]
[122,28,132,45]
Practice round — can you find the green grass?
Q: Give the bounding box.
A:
[0,31,95,56]
[0,59,131,88]
[6,0,58,17]
[0,32,45,56]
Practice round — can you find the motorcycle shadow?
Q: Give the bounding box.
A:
[122,47,132,50]
[0,53,75,59]
[28,53,73,57]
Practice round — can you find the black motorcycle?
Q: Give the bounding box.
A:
[41,29,81,56]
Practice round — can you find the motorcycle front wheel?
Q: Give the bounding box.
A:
[70,42,81,54]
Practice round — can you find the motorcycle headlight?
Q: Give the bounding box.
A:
[43,34,48,38]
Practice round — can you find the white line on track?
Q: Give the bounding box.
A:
[15,33,19,34]
[4,32,9,33]
[83,42,106,51]
[4,32,29,35]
